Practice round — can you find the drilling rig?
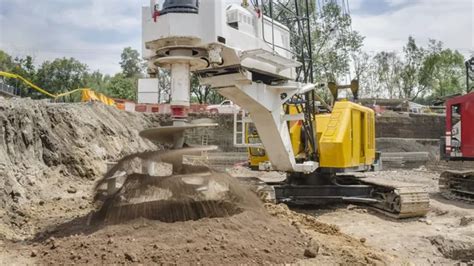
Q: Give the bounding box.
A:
[97,0,430,221]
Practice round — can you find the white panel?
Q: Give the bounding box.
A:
[138,78,159,104]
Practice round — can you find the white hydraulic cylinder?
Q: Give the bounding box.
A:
[170,62,191,107]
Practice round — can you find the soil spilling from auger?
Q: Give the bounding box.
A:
[92,149,263,224]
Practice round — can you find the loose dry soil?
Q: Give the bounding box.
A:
[0,98,473,265]
[307,167,474,265]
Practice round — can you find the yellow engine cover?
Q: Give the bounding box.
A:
[318,101,376,169]
[246,101,376,171]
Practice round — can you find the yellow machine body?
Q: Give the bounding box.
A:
[247,101,376,171]
[318,101,376,169]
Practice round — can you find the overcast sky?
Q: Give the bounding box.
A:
[0,0,472,75]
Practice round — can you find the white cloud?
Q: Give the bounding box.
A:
[349,0,365,11]
[47,1,141,31]
[385,0,412,7]
[0,0,149,74]
[352,0,473,56]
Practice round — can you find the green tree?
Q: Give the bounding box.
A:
[84,70,111,93]
[400,36,426,100]
[36,57,88,96]
[352,51,382,98]
[120,47,143,78]
[107,73,136,100]
[13,56,38,96]
[372,51,403,99]
[0,52,38,96]
[419,40,466,97]
[359,38,467,101]
[0,50,14,71]
[313,2,364,84]
[0,49,143,101]
[190,74,223,104]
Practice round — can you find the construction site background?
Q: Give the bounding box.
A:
[0,97,472,264]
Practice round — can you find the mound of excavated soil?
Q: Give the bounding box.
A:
[32,210,305,264]
[20,202,391,265]
[95,171,264,224]
[91,146,263,224]
[0,99,160,239]
[265,204,393,265]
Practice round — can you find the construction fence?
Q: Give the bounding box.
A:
[0,71,211,114]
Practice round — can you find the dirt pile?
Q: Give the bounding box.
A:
[95,170,262,224]
[265,203,340,235]
[92,146,261,224]
[29,210,307,264]
[19,201,393,265]
[27,173,312,264]
[265,204,393,265]
[0,98,160,239]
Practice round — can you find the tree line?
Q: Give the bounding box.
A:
[276,1,470,104]
[0,1,471,104]
[0,46,225,104]
[354,38,468,103]
[0,47,143,101]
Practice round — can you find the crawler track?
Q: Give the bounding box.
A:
[268,175,430,219]
[439,170,474,203]
[358,177,430,218]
